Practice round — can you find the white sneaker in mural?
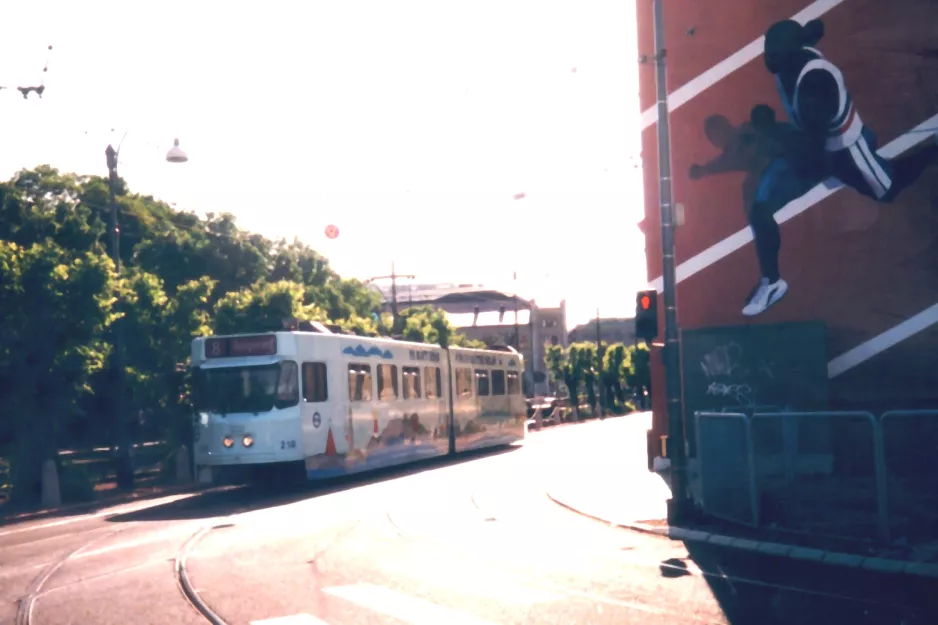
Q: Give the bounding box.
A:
[742,277,788,316]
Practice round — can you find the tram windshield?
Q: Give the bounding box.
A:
[192,361,299,415]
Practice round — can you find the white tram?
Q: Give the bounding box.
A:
[189,328,526,483]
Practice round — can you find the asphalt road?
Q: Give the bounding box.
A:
[1,418,934,625]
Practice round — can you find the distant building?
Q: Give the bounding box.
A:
[568,317,636,346]
[370,282,567,397]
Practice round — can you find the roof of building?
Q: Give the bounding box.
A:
[445,309,531,328]
[373,283,534,309]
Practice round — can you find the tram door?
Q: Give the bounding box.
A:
[300,361,332,456]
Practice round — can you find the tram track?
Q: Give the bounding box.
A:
[15,525,138,625]
[14,508,245,625]
[175,523,234,625]
[175,512,362,625]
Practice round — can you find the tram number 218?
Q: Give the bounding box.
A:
[280,440,297,450]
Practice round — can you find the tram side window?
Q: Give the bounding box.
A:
[424,366,443,399]
[491,370,506,396]
[377,364,399,400]
[507,371,521,396]
[302,362,328,402]
[275,361,299,408]
[475,369,490,396]
[348,364,373,402]
[456,367,473,397]
[402,366,422,399]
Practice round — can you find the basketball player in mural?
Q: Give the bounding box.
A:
[740,18,938,314]
[689,104,825,316]
[692,18,938,317]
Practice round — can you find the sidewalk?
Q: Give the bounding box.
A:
[544,413,938,580]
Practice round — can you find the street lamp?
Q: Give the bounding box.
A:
[105,136,189,491]
[165,138,189,163]
[652,0,689,523]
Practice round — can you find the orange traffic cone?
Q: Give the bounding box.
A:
[325,428,336,456]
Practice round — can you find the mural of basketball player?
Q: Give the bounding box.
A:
[690,104,826,315]
[764,19,938,204]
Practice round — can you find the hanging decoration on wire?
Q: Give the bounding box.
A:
[1,44,53,99]
[325,224,340,239]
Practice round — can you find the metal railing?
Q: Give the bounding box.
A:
[695,409,938,545]
[694,412,758,526]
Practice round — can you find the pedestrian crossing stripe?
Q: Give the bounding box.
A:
[250,615,330,625]
[324,583,498,625]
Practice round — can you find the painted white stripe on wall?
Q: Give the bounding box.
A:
[648,113,938,376]
[827,302,938,378]
[649,113,938,293]
[640,0,850,131]
[324,584,497,625]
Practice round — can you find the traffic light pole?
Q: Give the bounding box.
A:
[653,0,689,523]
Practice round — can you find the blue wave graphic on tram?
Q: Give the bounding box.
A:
[342,344,394,359]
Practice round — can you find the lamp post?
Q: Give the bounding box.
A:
[364,262,416,329]
[652,0,688,523]
[106,137,189,491]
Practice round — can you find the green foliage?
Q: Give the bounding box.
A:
[546,341,651,418]
[392,306,486,349]
[0,238,116,504]
[0,165,491,506]
[214,280,328,335]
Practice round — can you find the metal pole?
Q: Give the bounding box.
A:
[527,300,536,398]
[445,349,457,454]
[596,308,604,417]
[513,271,520,349]
[390,261,399,324]
[105,144,134,491]
[653,0,688,522]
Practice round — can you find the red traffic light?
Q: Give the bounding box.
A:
[640,295,652,310]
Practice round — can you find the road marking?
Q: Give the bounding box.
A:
[75,524,200,559]
[380,558,563,606]
[251,615,331,625]
[323,584,497,625]
[640,0,850,130]
[648,112,938,377]
[560,588,669,616]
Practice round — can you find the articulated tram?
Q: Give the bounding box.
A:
[190,329,527,484]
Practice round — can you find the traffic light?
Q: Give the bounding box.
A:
[635,290,658,343]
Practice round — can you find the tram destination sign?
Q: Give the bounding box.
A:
[205,334,278,359]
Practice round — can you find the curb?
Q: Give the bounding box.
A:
[0,483,206,526]
[546,490,938,580]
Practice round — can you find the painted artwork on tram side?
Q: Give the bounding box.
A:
[687,18,938,319]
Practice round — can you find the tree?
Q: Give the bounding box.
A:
[627,344,652,401]
[545,344,584,419]
[214,280,328,335]
[392,306,485,349]
[601,343,629,408]
[570,342,598,413]
[0,240,115,505]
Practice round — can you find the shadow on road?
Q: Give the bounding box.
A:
[106,444,520,523]
[668,541,936,624]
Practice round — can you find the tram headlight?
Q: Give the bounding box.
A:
[222,435,235,449]
[242,435,254,448]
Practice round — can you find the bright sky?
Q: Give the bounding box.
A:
[0,0,646,330]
